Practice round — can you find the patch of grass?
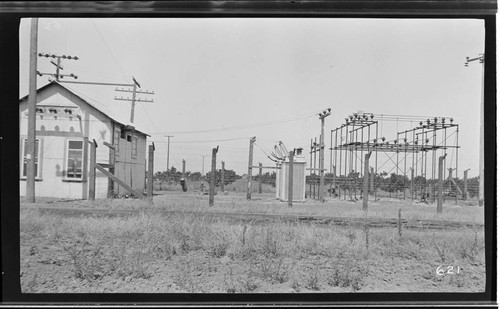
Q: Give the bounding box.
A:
[432,238,447,263]
[209,237,229,258]
[305,265,320,291]
[67,241,108,281]
[262,227,281,258]
[456,230,482,262]
[222,266,260,293]
[256,256,289,284]
[20,201,485,293]
[327,259,368,292]
[346,230,357,243]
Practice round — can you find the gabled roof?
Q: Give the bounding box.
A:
[19,81,150,137]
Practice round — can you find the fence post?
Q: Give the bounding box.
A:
[437,154,447,213]
[88,139,97,201]
[258,162,263,194]
[221,161,225,192]
[105,142,116,198]
[363,152,371,212]
[410,167,414,201]
[147,143,155,204]
[247,137,256,200]
[209,146,218,206]
[288,150,294,207]
[463,169,470,200]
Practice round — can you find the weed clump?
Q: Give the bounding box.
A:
[327,259,368,292]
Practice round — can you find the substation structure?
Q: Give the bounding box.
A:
[326,113,461,203]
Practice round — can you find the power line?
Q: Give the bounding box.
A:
[90,19,128,82]
[151,112,318,135]
[151,137,250,144]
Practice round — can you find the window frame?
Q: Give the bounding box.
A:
[20,138,42,180]
[64,139,84,181]
[131,136,138,159]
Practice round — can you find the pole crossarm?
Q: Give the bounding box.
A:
[116,88,154,95]
[333,143,457,153]
[59,80,134,87]
[114,97,154,103]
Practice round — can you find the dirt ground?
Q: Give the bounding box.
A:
[19,192,486,294]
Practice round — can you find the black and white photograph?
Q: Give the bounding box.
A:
[2,1,496,306]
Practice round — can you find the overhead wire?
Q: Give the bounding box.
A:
[90,19,129,82]
[151,137,250,144]
[152,112,318,135]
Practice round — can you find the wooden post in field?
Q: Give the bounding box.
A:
[88,139,97,200]
[288,150,294,207]
[147,143,155,203]
[437,154,447,213]
[221,161,225,192]
[331,165,336,197]
[209,146,218,206]
[398,208,402,238]
[26,18,38,203]
[410,167,414,201]
[463,169,470,200]
[363,152,371,212]
[370,167,375,195]
[258,163,263,194]
[182,159,186,179]
[246,137,256,200]
[104,142,116,198]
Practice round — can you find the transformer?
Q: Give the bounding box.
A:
[276,152,306,202]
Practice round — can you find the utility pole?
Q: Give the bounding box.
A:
[410,167,414,201]
[114,77,154,124]
[437,154,447,214]
[288,150,294,207]
[463,169,470,200]
[201,155,208,178]
[258,163,263,194]
[209,146,218,206]
[36,52,79,81]
[201,155,208,193]
[26,18,38,203]
[221,161,225,192]
[57,75,154,125]
[318,108,332,202]
[363,152,372,212]
[147,143,155,204]
[465,54,484,206]
[164,135,174,174]
[247,137,256,200]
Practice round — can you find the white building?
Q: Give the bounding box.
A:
[19,81,149,199]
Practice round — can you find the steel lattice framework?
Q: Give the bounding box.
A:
[325,112,460,202]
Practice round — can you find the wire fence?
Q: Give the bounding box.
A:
[305,174,480,202]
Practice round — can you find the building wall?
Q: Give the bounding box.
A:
[19,84,147,199]
[113,126,147,196]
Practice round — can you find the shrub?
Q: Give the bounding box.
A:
[256,256,289,284]
[327,259,367,292]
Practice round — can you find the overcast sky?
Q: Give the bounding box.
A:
[19,18,484,176]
